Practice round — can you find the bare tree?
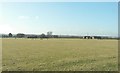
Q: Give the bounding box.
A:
[47,31,52,38]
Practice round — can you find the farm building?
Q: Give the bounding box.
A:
[83,36,94,39]
[83,36,102,39]
[17,33,25,38]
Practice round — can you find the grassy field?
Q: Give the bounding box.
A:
[2,38,118,71]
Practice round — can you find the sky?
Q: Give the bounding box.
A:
[0,2,118,36]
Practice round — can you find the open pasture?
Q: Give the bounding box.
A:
[2,38,118,71]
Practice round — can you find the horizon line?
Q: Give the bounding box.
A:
[0,33,118,37]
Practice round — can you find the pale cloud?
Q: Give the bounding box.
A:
[0,20,16,33]
[0,23,14,34]
[18,16,29,19]
[35,16,39,19]
[18,16,40,20]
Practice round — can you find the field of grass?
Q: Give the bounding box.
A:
[2,38,118,71]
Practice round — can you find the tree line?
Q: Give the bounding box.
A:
[1,32,119,40]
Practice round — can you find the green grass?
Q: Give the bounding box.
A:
[2,38,118,71]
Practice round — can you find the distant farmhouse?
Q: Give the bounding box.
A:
[83,36,93,39]
[83,36,102,39]
[17,33,25,38]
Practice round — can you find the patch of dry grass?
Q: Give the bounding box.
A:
[2,38,118,71]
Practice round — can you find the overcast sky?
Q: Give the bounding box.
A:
[0,2,118,36]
